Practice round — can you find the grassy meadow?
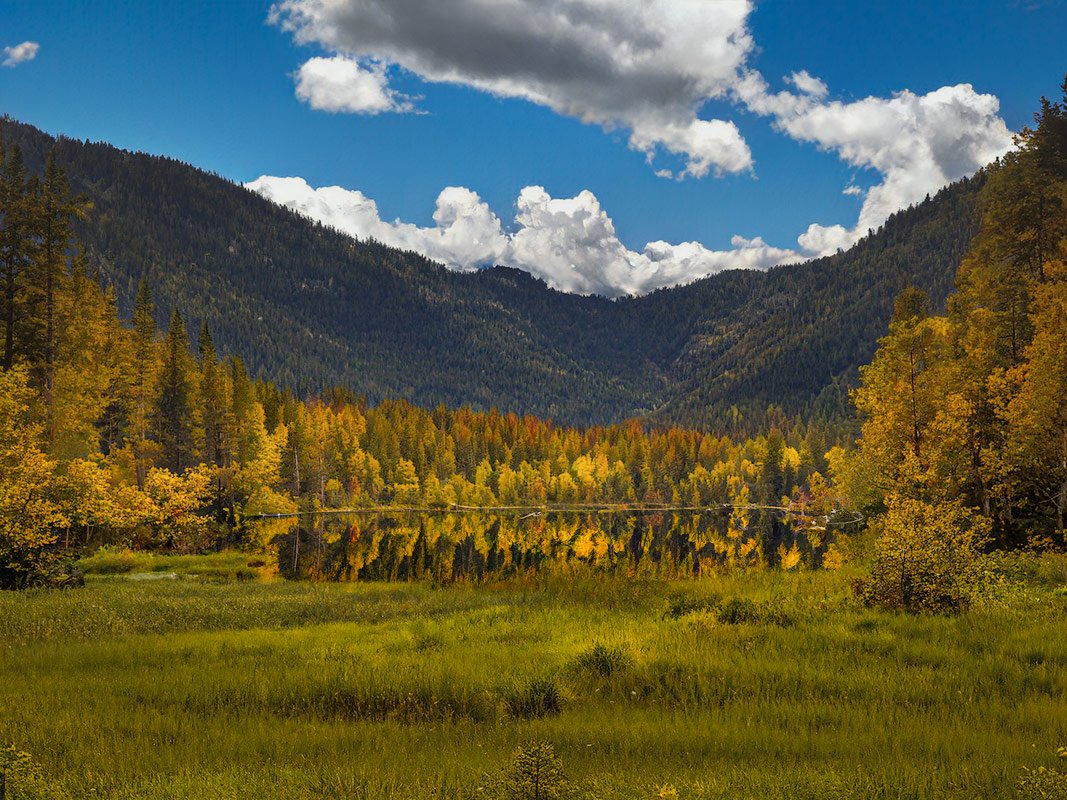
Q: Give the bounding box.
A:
[1,557,1066,799]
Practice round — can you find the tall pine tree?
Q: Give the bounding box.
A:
[154,309,195,473]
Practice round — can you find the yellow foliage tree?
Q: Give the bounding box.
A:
[0,366,67,587]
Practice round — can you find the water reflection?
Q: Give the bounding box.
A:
[251,509,851,582]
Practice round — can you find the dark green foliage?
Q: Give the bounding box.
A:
[716,597,793,626]
[0,117,980,435]
[504,676,563,719]
[0,547,72,592]
[569,643,632,677]
[662,593,721,619]
[153,309,194,472]
[484,742,569,800]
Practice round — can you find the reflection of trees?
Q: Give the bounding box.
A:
[268,510,848,582]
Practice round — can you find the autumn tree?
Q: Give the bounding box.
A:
[0,366,66,587]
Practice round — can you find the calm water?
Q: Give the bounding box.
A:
[250,508,852,582]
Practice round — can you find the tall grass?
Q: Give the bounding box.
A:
[0,562,1064,798]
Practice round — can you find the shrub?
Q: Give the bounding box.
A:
[0,744,71,799]
[414,633,444,653]
[570,643,632,677]
[663,593,721,619]
[716,597,760,625]
[505,676,562,719]
[716,597,793,627]
[857,495,992,614]
[483,742,568,800]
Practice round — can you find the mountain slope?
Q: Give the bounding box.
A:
[1,117,981,429]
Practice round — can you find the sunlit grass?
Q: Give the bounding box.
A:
[75,548,270,581]
[0,563,1065,798]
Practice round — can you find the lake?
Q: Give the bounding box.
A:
[250,507,857,582]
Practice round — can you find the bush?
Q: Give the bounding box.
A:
[717,597,761,624]
[483,742,569,800]
[570,643,632,677]
[716,597,793,627]
[0,744,71,799]
[663,593,721,619]
[857,495,992,614]
[504,676,563,719]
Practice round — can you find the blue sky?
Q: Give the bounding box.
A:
[1,1,1063,296]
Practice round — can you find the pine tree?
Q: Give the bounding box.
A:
[154,310,195,473]
[197,323,228,468]
[129,280,159,485]
[96,282,133,456]
[0,143,36,370]
[33,152,90,441]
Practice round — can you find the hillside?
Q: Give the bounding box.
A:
[1,117,980,430]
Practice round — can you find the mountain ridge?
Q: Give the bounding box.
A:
[0,116,981,431]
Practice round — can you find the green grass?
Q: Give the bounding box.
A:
[75,548,269,581]
[0,562,1065,798]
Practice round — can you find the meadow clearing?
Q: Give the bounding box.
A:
[1,552,1065,799]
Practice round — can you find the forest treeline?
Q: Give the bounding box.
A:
[0,114,980,433]
[1,83,1064,597]
[0,138,839,587]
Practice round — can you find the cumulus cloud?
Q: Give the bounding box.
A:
[245,176,798,296]
[294,56,414,114]
[786,70,828,98]
[261,1,1016,281]
[269,0,755,177]
[2,41,39,68]
[737,72,1014,254]
[246,176,506,270]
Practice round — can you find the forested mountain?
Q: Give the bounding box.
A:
[0,116,980,431]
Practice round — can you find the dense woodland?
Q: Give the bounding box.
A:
[1,83,1064,600]
[0,141,843,588]
[840,83,1067,610]
[0,116,981,433]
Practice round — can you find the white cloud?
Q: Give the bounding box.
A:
[842,185,863,197]
[2,41,39,68]
[246,176,505,270]
[786,70,828,98]
[246,176,798,296]
[737,72,1014,255]
[294,56,413,114]
[269,0,755,177]
[263,1,1017,278]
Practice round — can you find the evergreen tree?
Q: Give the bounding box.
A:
[154,310,195,473]
[129,280,158,485]
[197,323,228,468]
[0,143,36,370]
[33,152,90,441]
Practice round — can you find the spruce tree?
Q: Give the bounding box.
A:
[154,309,194,473]
[0,143,35,370]
[34,152,90,441]
[197,322,228,468]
